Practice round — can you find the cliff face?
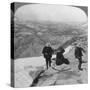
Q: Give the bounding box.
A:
[14,44,88,87]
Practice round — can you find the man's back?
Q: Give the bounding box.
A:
[56,52,64,60]
[42,46,53,57]
[75,47,83,58]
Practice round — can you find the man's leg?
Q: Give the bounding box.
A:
[49,58,51,67]
[46,58,48,69]
[78,57,83,70]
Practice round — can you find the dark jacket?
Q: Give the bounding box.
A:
[56,51,65,65]
[75,46,85,58]
[42,46,53,58]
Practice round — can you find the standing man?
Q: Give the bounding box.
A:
[42,43,54,69]
[74,44,85,71]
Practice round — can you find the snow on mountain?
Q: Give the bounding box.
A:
[14,45,73,87]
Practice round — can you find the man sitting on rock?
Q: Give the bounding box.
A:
[56,47,70,65]
[42,43,54,69]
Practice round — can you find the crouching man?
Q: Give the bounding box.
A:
[56,47,70,65]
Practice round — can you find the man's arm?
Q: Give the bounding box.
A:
[51,47,54,54]
[81,47,85,53]
[42,47,45,54]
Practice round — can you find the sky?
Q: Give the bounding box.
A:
[13,3,87,24]
[11,2,88,16]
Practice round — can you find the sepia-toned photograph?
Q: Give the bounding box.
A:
[11,2,88,88]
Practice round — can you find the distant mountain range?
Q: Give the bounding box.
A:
[13,20,87,59]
